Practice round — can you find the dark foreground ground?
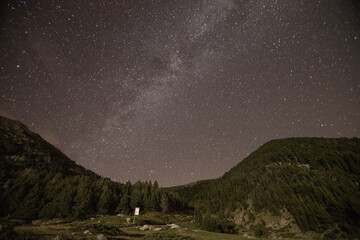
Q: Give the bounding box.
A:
[0,212,311,240]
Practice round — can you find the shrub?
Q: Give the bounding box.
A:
[143,232,195,240]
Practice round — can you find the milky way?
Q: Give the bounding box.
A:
[1,0,359,186]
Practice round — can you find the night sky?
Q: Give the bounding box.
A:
[1,0,359,187]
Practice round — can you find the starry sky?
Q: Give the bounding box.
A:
[1,0,359,187]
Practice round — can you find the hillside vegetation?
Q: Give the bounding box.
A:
[171,138,360,238]
[1,115,359,239]
[0,115,188,220]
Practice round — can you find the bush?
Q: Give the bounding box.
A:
[254,224,268,238]
[72,224,127,236]
[200,214,236,234]
[137,218,166,226]
[143,232,195,240]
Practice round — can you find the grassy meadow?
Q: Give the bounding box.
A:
[2,212,294,240]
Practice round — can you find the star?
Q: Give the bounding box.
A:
[0,0,359,186]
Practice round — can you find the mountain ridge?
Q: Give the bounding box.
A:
[0,115,187,220]
[1,115,359,238]
[170,137,360,238]
[0,115,96,177]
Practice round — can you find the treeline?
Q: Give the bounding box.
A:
[0,168,189,220]
[0,115,189,220]
[172,138,360,238]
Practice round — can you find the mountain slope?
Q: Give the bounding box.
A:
[172,137,360,238]
[0,116,186,220]
[0,115,97,177]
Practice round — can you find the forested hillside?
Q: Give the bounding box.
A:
[0,116,187,220]
[171,138,360,238]
[2,115,359,238]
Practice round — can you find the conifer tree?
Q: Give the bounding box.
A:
[130,189,142,210]
[98,183,113,214]
[116,195,131,214]
[73,177,94,218]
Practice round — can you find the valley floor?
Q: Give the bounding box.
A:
[0,212,301,240]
